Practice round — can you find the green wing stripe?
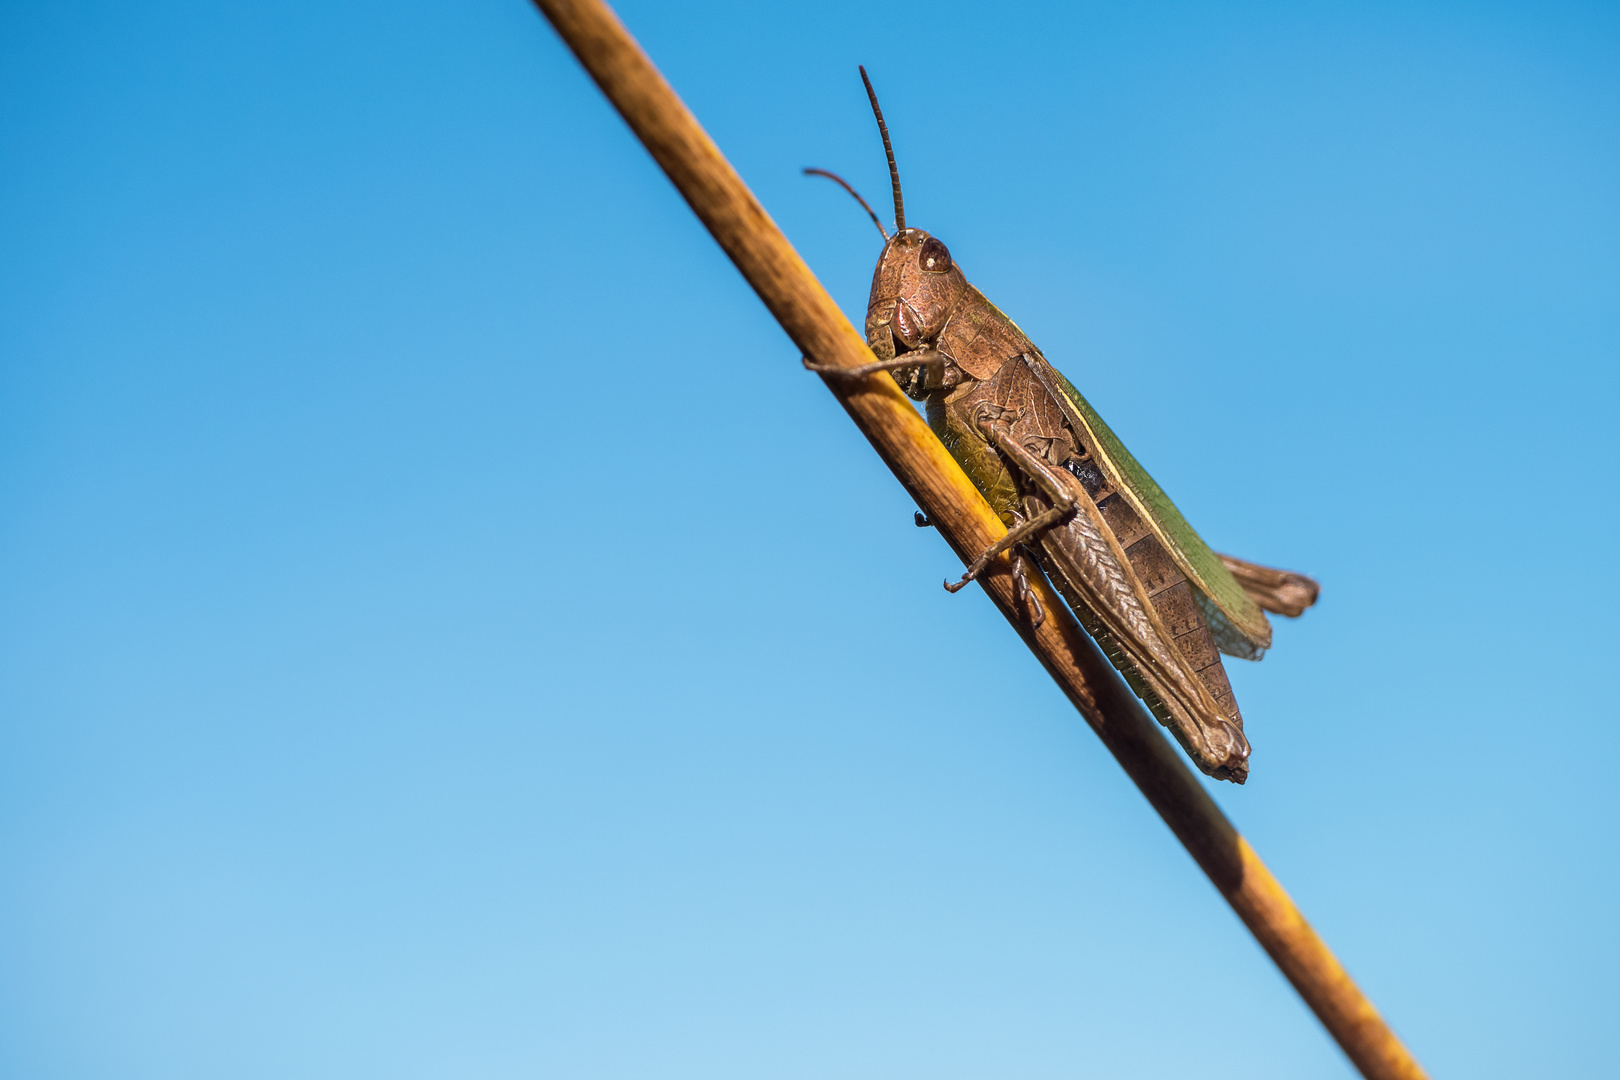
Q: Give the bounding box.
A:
[1040,358,1272,650]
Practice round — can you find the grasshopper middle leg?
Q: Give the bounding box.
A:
[945,406,1078,594]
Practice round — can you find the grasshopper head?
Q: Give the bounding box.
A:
[866,228,967,358]
[813,70,970,391]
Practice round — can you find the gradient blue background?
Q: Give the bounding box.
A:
[3,1,1616,1076]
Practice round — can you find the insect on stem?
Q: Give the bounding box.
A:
[858,65,905,235]
[802,168,889,240]
[530,3,1426,1071]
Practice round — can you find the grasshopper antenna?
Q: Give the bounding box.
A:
[802,168,889,240]
[858,65,905,235]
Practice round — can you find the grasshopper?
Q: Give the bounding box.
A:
[808,69,1319,783]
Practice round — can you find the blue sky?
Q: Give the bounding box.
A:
[2,1,1617,1077]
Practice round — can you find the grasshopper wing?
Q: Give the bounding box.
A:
[1025,481,1251,781]
[1218,554,1321,618]
[1022,353,1274,659]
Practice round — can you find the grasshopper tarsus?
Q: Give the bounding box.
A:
[943,553,1047,627]
[914,511,932,528]
[1012,552,1047,629]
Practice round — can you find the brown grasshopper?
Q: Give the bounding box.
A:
[808,69,1318,783]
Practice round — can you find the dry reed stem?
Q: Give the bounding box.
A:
[528,2,1428,1077]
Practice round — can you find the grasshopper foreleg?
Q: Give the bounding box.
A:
[944,406,1077,605]
[803,347,946,383]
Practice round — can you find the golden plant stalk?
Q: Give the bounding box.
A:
[528,2,1427,1077]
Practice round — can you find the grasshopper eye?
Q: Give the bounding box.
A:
[919,236,952,274]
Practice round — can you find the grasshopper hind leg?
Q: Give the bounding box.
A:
[1058,457,1251,778]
